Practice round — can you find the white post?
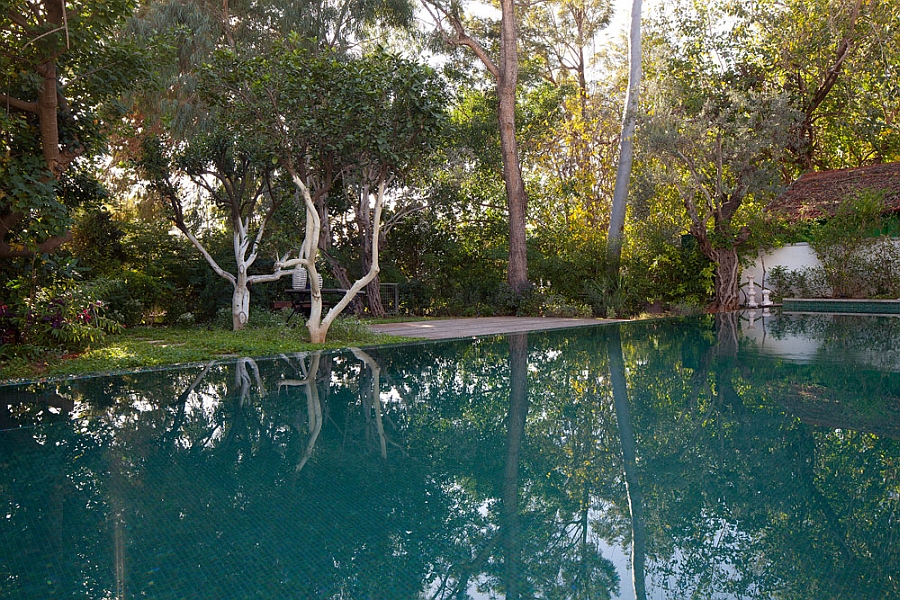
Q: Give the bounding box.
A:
[746,275,758,308]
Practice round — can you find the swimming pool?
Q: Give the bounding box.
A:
[2,313,898,599]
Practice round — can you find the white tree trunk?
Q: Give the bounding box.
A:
[232,276,250,330]
[175,197,299,331]
[607,0,643,275]
[282,167,385,344]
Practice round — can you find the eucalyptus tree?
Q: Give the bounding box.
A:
[0,0,143,258]
[207,44,447,342]
[607,0,642,276]
[420,0,530,293]
[137,130,291,330]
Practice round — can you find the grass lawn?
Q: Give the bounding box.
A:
[0,316,418,384]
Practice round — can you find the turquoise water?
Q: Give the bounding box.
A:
[1,313,899,599]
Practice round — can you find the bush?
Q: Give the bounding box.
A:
[810,191,900,298]
[766,265,829,300]
[767,239,900,300]
[2,279,122,354]
[91,271,177,326]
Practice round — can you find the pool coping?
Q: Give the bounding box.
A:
[782,298,900,315]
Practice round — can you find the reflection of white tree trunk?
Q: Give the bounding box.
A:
[278,352,323,474]
[608,328,647,600]
[235,358,266,407]
[350,347,387,459]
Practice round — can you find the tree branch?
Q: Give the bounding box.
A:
[0,92,38,113]
[420,0,500,78]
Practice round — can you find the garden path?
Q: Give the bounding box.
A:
[369,316,618,340]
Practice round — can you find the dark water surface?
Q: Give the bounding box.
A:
[2,313,899,599]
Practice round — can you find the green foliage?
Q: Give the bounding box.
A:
[1,0,147,254]
[766,265,828,300]
[810,191,900,298]
[1,272,122,357]
[71,208,128,275]
[744,0,900,169]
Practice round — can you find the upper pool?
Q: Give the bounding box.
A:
[1,312,898,599]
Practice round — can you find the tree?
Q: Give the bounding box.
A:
[138,131,291,330]
[641,0,800,311]
[0,0,142,258]
[421,0,530,293]
[209,44,446,342]
[515,0,626,297]
[645,88,798,311]
[607,0,642,276]
[746,0,877,172]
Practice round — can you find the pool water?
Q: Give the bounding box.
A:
[1,313,899,599]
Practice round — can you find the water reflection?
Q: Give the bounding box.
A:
[1,314,899,599]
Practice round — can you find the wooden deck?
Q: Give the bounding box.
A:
[368,316,616,340]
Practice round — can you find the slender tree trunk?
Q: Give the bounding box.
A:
[607,0,643,276]
[357,200,386,316]
[303,179,384,343]
[365,275,385,316]
[498,0,529,294]
[424,0,529,291]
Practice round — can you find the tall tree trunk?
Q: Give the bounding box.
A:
[357,200,386,316]
[498,0,529,294]
[365,275,385,317]
[423,0,529,292]
[607,0,643,277]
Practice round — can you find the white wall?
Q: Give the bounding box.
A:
[742,239,900,303]
[743,243,820,292]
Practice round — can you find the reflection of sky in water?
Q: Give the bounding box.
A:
[740,311,900,371]
[2,317,899,599]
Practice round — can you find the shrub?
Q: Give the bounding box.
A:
[3,280,122,354]
[766,265,829,300]
[810,191,899,298]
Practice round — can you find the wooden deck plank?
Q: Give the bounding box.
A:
[369,317,616,340]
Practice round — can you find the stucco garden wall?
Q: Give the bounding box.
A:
[743,243,820,291]
[741,240,900,301]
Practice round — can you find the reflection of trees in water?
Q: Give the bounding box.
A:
[2,319,899,599]
[277,352,323,472]
[627,317,900,599]
[609,326,647,600]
